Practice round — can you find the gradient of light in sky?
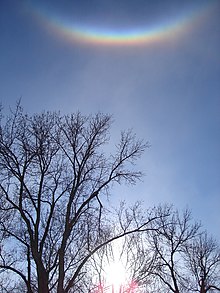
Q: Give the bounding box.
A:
[0,0,220,239]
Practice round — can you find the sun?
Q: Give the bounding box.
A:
[92,238,138,292]
[104,260,127,290]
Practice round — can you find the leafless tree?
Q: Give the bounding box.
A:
[184,232,220,293]
[146,208,200,293]
[0,103,164,293]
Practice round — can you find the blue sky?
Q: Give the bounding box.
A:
[0,0,220,239]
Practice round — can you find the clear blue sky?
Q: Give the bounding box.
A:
[0,0,220,239]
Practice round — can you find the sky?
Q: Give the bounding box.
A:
[0,0,220,240]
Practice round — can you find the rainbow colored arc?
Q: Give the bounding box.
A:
[51,19,186,46]
[30,2,215,46]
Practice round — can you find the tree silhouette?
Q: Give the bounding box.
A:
[146,208,200,293]
[184,232,220,292]
[1,104,219,293]
[0,104,162,293]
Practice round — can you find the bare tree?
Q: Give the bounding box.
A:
[0,103,159,293]
[184,232,220,293]
[146,208,200,293]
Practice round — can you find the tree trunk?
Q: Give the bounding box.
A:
[57,248,65,293]
[200,278,205,293]
[37,264,49,293]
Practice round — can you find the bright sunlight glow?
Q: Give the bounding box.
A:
[104,260,127,291]
[92,238,141,292]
